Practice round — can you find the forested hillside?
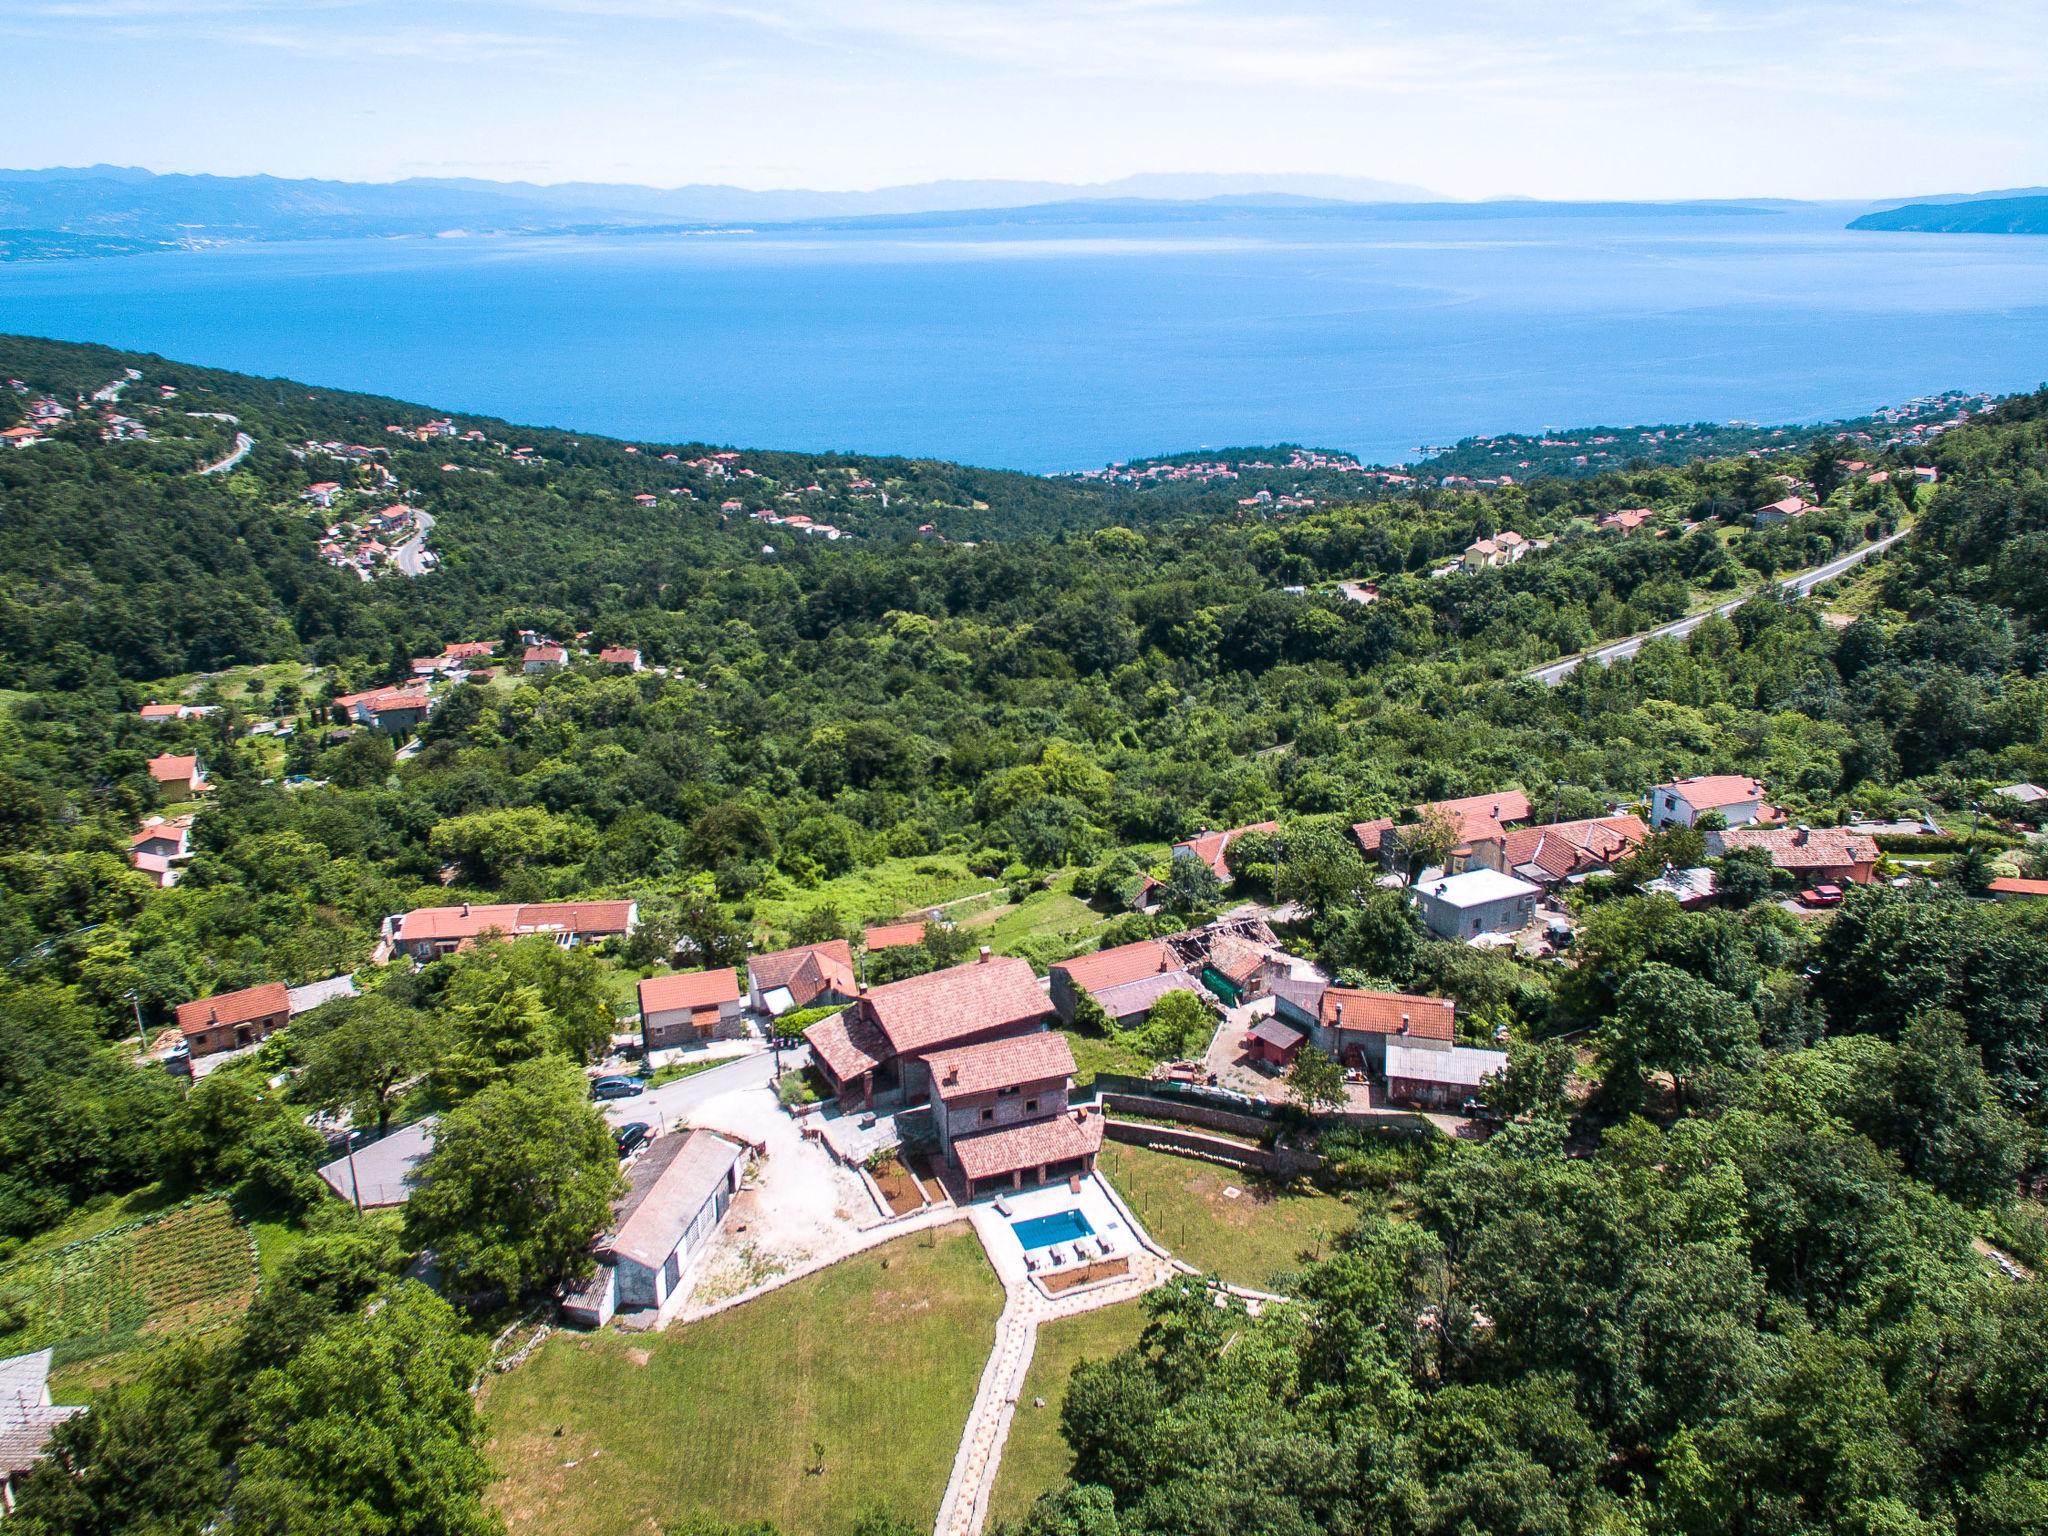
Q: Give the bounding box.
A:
[2,335,2045,1536]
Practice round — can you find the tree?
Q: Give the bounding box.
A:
[403,1061,622,1299]
[1287,1044,1348,1113]
[1715,845,1778,908]
[293,996,444,1137]
[172,1069,327,1212]
[1607,962,1757,1107]
[1843,1010,2025,1206]
[1485,1037,1576,1121]
[1393,805,1462,876]
[435,936,615,1093]
[230,1281,501,1536]
[1314,889,1422,983]
[1159,856,1221,915]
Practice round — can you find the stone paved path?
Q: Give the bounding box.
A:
[932,1250,1173,1536]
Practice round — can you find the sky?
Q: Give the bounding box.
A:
[5,0,2046,199]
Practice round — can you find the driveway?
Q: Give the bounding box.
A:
[597,1046,795,1134]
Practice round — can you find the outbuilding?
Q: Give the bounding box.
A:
[1411,868,1541,941]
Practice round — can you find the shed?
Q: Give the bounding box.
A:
[1244,1016,1305,1069]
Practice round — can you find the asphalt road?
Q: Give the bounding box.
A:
[393,510,437,576]
[198,431,254,476]
[596,1045,799,1135]
[1526,526,1912,686]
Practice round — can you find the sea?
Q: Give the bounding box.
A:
[2,204,2045,473]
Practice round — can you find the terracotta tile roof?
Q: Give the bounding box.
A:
[597,646,640,665]
[803,1008,888,1082]
[131,816,193,849]
[1204,934,1272,985]
[174,981,290,1038]
[1665,774,1766,810]
[1318,987,1455,1042]
[392,900,635,945]
[861,955,1051,1057]
[1090,969,1203,1020]
[925,1031,1074,1100]
[748,940,856,1007]
[138,702,181,719]
[1052,939,1177,995]
[863,920,926,950]
[1988,877,2048,897]
[1354,791,1530,854]
[1713,826,1878,871]
[1172,821,1280,879]
[1501,815,1647,883]
[146,752,201,783]
[951,1109,1105,1183]
[442,640,496,658]
[638,967,740,1016]
[524,644,566,664]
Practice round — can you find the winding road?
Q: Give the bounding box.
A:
[392,510,437,575]
[198,430,254,476]
[1526,526,1912,685]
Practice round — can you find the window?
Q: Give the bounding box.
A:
[979,1108,995,1124]
[1024,1099,1038,1114]
[997,1085,1021,1098]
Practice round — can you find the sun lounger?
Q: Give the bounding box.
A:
[1024,1253,1039,1272]
[992,1197,1012,1216]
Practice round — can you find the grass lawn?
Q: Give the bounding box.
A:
[963,875,1112,961]
[1060,1029,1157,1088]
[748,854,995,937]
[987,1300,1147,1529]
[484,1227,1003,1536]
[1100,1141,1352,1293]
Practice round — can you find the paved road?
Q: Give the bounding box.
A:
[1526,527,1912,685]
[198,431,254,475]
[392,510,437,576]
[597,1045,797,1134]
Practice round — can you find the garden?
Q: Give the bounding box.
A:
[1099,1141,1353,1292]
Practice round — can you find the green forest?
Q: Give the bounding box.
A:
[1,332,2045,1536]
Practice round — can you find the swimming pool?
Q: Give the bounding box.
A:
[1011,1209,1094,1250]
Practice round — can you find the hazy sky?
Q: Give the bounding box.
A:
[7,0,2045,197]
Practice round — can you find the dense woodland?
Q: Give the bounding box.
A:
[1,334,2046,1535]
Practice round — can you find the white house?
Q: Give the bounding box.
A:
[1411,868,1541,941]
[561,1130,747,1327]
[1649,775,1768,829]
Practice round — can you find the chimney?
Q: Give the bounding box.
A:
[1333,1001,1343,1025]
[460,901,471,917]
[858,980,869,996]
[1795,825,1810,845]
[979,945,992,965]
[1399,1013,1410,1035]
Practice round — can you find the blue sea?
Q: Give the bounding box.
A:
[2,205,2045,472]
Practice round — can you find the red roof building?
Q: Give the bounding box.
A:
[863,920,926,951]
[1171,820,1280,881]
[1988,877,2048,901]
[804,952,1052,1106]
[639,967,744,1050]
[1710,826,1879,883]
[174,982,290,1057]
[1484,815,1648,887]
[746,940,857,1016]
[383,900,637,961]
[146,753,208,796]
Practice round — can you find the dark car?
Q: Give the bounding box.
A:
[589,1074,645,1101]
[614,1121,653,1158]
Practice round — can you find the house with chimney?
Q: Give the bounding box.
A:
[130,815,196,888]
[146,752,209,800]
[1,1349,84,1516]
[1707,825,1880,885]
[1650,774,1769,829]
[924,1031,1103,1199]
[1272,983,1455,1073]
[380,900,637,962]
[174,981,291,1058]
[1474,814,1649,889]
[803,949,1053,1109]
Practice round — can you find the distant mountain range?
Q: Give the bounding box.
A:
[1,164,2042,260]
[1849,195,2048,235]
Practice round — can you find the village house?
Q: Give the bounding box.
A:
[1650,774,1769,829]
[522,643,568,673]
[0,1349,85,1516]
[597,645,643,671]
[925,1032,1103,1199]
[301,481,342,508]
[1643,864,1718,908]
[1411,868,1542,941]
[1048,938,1202,1027]
[146,752,209,799]
[745,939,857,1017]
[803,950,1052,1109]
[1272,982,1456,1072]
[1753,495,1813,527]
[1354,790,1533,869]
[1475,815,1649,889]
[1599,507,1652,535]
[1171,820,1280,882]
[380,899,637,961]
[1199,931,1289,1004]
[130,815,196,888]
[174,981,290,1057]
[335,687,432,735]
[1244,1015,1305,1070]
[561,1130,748,1327]
[638,968,746,1051]
[863,919,926,952]
[137,701,216,722]
[1461,531,1530,571]
[1708,825,1881,884]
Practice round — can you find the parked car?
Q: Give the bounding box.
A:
[1799,884,1845,908]
[589,1074,644,1101]
[614,1121,653,1158]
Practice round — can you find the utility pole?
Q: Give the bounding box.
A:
[126,989,147,1056]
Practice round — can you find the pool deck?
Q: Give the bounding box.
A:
[966,1176,1133,1291]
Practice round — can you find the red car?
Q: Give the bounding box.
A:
[1799,884,1845,908]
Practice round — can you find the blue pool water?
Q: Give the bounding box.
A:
[3,205,2047,471]
[1011,1209,1094,1250]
